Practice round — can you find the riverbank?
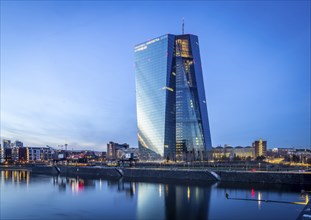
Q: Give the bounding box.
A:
[1,165,310,185]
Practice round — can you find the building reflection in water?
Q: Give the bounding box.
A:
[107,178,136,198]
[1,170,30,187]
[164,184,211,220]
[137,183,165,220]
[136,182,212,220]
[1,170,137,198]
[52,176,96,193]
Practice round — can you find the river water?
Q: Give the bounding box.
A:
[0,170,309,220]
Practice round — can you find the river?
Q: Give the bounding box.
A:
[0,170,309,220]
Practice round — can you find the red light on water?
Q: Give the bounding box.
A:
[251,189,255,198]
[78,181,84,191]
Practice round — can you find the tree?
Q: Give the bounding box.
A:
[292,155,300,163]
[256,156,266,161]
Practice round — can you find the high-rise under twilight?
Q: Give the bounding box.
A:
[253,139,267,157]
[135,34,212,161]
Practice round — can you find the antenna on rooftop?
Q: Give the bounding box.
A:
[182,17,184,35]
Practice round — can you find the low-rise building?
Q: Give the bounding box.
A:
[107,141,129,160]
[212,146,225,160]
[289,148,311,164]
[212,145,255,160]
[234,146,255,159]
[116,147,139,160]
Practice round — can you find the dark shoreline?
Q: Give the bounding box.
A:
[1,165,310,186]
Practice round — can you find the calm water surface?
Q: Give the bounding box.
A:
[0,170,309,220]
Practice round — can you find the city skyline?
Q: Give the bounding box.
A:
[1,1,310,151]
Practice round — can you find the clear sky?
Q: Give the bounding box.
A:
[1,1,310,151]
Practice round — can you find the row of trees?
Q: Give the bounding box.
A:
[283,154,311,164]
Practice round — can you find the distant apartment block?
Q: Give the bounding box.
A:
[253,139,267,157]
[1,140,54,163]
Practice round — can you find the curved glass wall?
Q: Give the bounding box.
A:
[135,35,171,159]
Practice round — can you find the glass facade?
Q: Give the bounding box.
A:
[135,34,212,161]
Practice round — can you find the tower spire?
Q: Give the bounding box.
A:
[182,17,184,35]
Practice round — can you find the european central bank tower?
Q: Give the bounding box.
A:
[135,34,212,161]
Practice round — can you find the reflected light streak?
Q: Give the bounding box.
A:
[251,188,255,198]
[26,171,30,188]
[99,179,102,190]
[187,187,190,201]
[71,179,84,194]
[159,184,162,197]
[195,187,199,202]
[2,170,30,186]
[1,171,3,185]
[258,192,262,208]
[5,171,9,180]
[132,182,136,195]
[11,171,15,185]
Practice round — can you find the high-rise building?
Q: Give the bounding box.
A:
[0,144,2,163]
[253,139,267,157]
[1,140,11,163]
[2,139,11,149]
[135,34,212,161]
[10,140,24,162]
[14,140,23,148]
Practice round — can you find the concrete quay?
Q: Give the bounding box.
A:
[30,166,219,182]
[1,165,310,185]
[27,166,311,185]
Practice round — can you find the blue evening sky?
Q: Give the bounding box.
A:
[1,1,310,150]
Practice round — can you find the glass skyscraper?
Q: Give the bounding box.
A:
[135,34,212,161]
